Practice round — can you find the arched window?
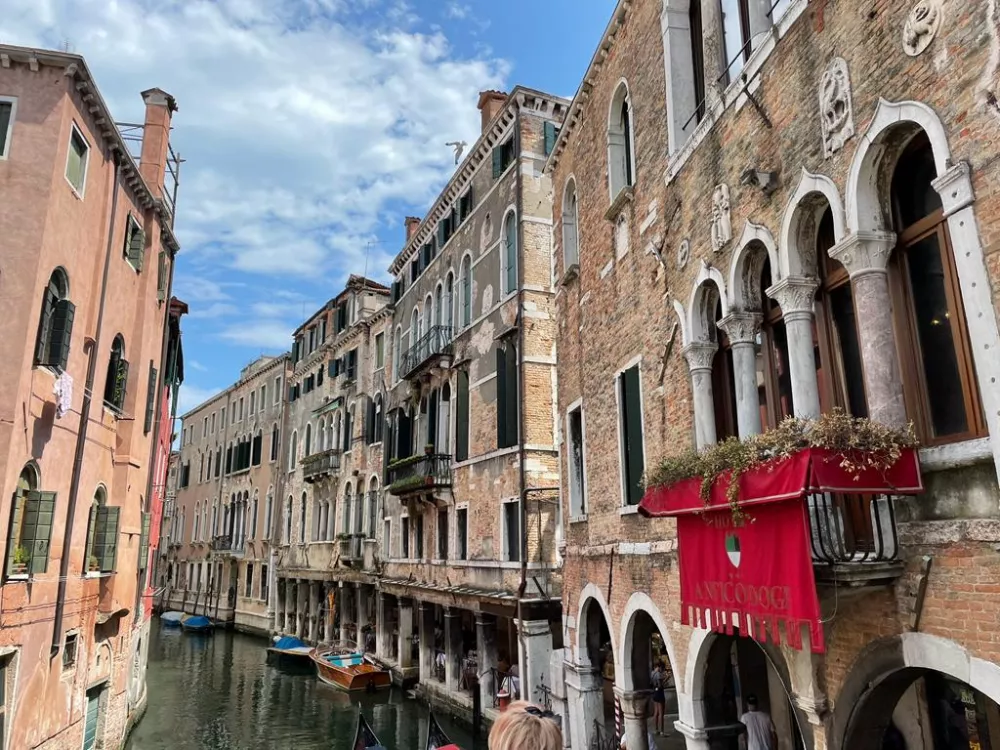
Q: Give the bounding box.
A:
[313,495,323,541]
[270,424,280,462]
[608,82,635,199]
[284,496,293,543]
[318,416,327,452]
[439,382,452,452]
[265,490,274,541]
[332,411,342,451]
[888,133,984,444]
[345,404,355,452]
[460,255,472,327]
[366,476,380,538]
[84,486,107,573]
[434,283,443,328]
[424,293,434,334]
[103,334,128,412]
[193,502,201,541]
[250,490,259,540]
[343,483,353,534]
[562,179,580,268]
[35,268,74,370]
[373,395,383,443]
[289,430,298,470]
[410,307,419,350]
[393,326,402,382]
[304,422,313,457]
[502,210,517,295]
[445,272,455,330]
[299,491,307,543]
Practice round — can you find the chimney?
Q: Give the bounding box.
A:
[405,216,422,241]
[138,87,178,200]
[477,90,508,134]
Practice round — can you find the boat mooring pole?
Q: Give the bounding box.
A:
[472,687,481,746]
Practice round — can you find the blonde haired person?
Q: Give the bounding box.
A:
[488,701,562,750]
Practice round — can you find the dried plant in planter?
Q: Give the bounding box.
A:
[645,410,918,525]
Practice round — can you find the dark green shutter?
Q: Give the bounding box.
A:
[621,366,645,505]
[456,370,469,462]
[23,491,56,574]
[5,492,25,576]
[157,251,167,301]
[144,363,157,434]
[438,221,447,246]
[505,344,518,448]
[138,512,150,571]
[113,359,130,411]
[94,505,120,572]
[544,122,558,156]
[48,299,75,370]
[127,219,145,271]
[496,346,507,449]
[35,288,57,364]
[492,146,503,179]
[365,397,375,444]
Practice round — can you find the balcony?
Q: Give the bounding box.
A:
[387,454,452,498]
[399,325,453,380]
[339,534,363,562]
[807,492,904,586]
[302,448,341,483]
[210,534,232,551]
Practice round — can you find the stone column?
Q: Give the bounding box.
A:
[698,0,727,102]
[548,650,571,749]
[376,592,388,659]
[765,276,822,420]
[444,608,463,692]
[615,688,652,750]
[339,582,349,645]
[356,584,369,653]
[323,585,334,643]
[398,600,414,670]
[564,661,604,750]
[518,618,553,705]
[683,342,719,448]
[829,232,907,428]
[476,613,499,709]
[295,579,307,639]
[308,581,320,643]
[716,312,763,437]
[276,579,286,633]
[418,603,434,683]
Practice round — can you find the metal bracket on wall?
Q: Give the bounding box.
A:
[909,555,933,631]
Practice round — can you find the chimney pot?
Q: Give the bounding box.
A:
[477,90,508,134]
[405,216,422,240]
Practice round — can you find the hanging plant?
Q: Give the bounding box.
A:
[644,410,918,526]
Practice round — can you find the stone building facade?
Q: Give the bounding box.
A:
[547,1,1000,749]
[0,45,182,750]
[160,354,289,635]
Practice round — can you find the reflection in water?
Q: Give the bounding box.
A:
[127,621,483,750]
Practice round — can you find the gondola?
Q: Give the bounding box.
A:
[425,712,462,750]
[353,710,386,750]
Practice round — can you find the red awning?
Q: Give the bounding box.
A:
[639,447,923,517]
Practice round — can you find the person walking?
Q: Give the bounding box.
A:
[650,661,667,735]
[739,694,777,750]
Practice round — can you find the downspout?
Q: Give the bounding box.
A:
[51,152,122,657]
[514,101,530,647]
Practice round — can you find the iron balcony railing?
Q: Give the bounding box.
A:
[210,534,232,551]
[399,325,453,379]
[339,534,362,561]
[387,454,452,496]
[807,492,902,564]
[302,448,341,483]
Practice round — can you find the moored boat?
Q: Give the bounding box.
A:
[160,611,185,628]
[353,710,386,750]
[180,615,214,633]
[426,712,461,750]
[266,635,313,665]
[311,648,391,692]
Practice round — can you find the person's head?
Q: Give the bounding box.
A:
[746,694,759,711]
[489,701,562,750]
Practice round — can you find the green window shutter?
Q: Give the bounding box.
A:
[127,219,145,271]
[492,146,503,179]
[35,287,57,364]
[138,512,151,571]
[23,491,56,574]
[437,221,447,246]
[496,346,507,449]
[5,492,26,576]
[456,370,469,461]
[157,251,168,301]
[621,366,645,505]
[94,506,120,573]
[48,299,75,370]
[505,344,519,448]
[112,359,130,411]
[144,363,157,434]
[544,121,557,156]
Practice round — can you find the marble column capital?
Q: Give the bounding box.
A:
[682,341,718,373]
[828,231,896,278]
[765,275,819,318]
[613,687,652,718]
[716,311,762,345]
[931,160,975,216]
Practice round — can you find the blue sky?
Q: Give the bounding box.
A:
[2,0,612,414]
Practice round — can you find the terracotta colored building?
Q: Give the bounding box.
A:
[0,44,183,749]
[546,1,1000,749]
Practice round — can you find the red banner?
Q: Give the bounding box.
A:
[638,448,922,654]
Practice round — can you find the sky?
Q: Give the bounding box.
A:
[2,0,613,415]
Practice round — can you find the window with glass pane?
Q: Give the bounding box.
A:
[456,508,468,560]
[720,0,751,85]
[504,501,520,562]
[66,127,89,193]
[0,99,13,157]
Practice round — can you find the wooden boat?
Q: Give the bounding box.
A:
[311,648,391,692]
[160,611,185,628]
[353,710,386,750]
[180,615,214,633]
[426,712,461,750]
[266,635,313,665]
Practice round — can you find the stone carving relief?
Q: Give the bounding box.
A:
[903,0,942,57]
[710,184,732,252]
[677,239,691,269]
[614,210,631,259]
[480,283,494,315]
[819,57,855,158]
[480,212,493,251]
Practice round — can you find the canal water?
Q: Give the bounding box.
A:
[127,619,485,750]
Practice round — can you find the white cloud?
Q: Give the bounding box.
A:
[187,302,239,319]
[446,2,471,19]
[189,360,209,372]
[177,383,225,416]
[218,320,295,350]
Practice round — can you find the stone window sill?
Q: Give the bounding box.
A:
[569,514,588,524]
[559,264,580,287]
[605,186,634,221]
[619,504,640,516]
[919,437,993,473]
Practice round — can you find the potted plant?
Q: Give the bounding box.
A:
[11,545,29,575]
[88,555,100,573]
[424,444,435,456]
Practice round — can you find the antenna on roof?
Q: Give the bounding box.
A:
[60,39,73,53]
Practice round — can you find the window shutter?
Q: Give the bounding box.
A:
[621,366,645,505]
[5,492,25,576]
[505,344,519,448]
[157,251,168,301]
[317,365,324,386]
[365,397,375,444]
[138,512,151,571]
[289,384,296,402]
[129,226,146,271]
[144,363,157,434]
[496,346,507,449]
[456,370,469,462]
[113,359,130,411]
[23,491,56,574]
[328,360,336,378]
[252,434,262,465]
[492,146,503,179]
[544,121,557,156]
[47,299,75,370]
[36,288,58,364]
[437,221,447,246]
[94,506,120,573]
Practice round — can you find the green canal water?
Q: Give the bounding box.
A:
[127,620,485,750]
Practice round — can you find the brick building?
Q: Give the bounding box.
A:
[0,45,183,750]
[546,1,1000,749]
[160,353,290,634]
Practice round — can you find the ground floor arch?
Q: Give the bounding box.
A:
[569,586,619,750]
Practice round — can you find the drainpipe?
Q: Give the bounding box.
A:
[514,101,528,607]
[51,152,122,658]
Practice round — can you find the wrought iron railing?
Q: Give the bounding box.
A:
[807,492,900,564]
[482,668,516,707]
[387,454,452,495]
[399,325,453,379]
[433,650,447,683]
[339,534,362,561]
[210,534,232,551]
[302,448,341,483]
[591,720,618,750]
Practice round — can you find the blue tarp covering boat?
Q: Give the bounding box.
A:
[160,611,185,627]
[180,615,214,633]
[274,636,307,650]
[266,635,313,665]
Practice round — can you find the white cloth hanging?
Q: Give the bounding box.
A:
[54,371,73,418]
